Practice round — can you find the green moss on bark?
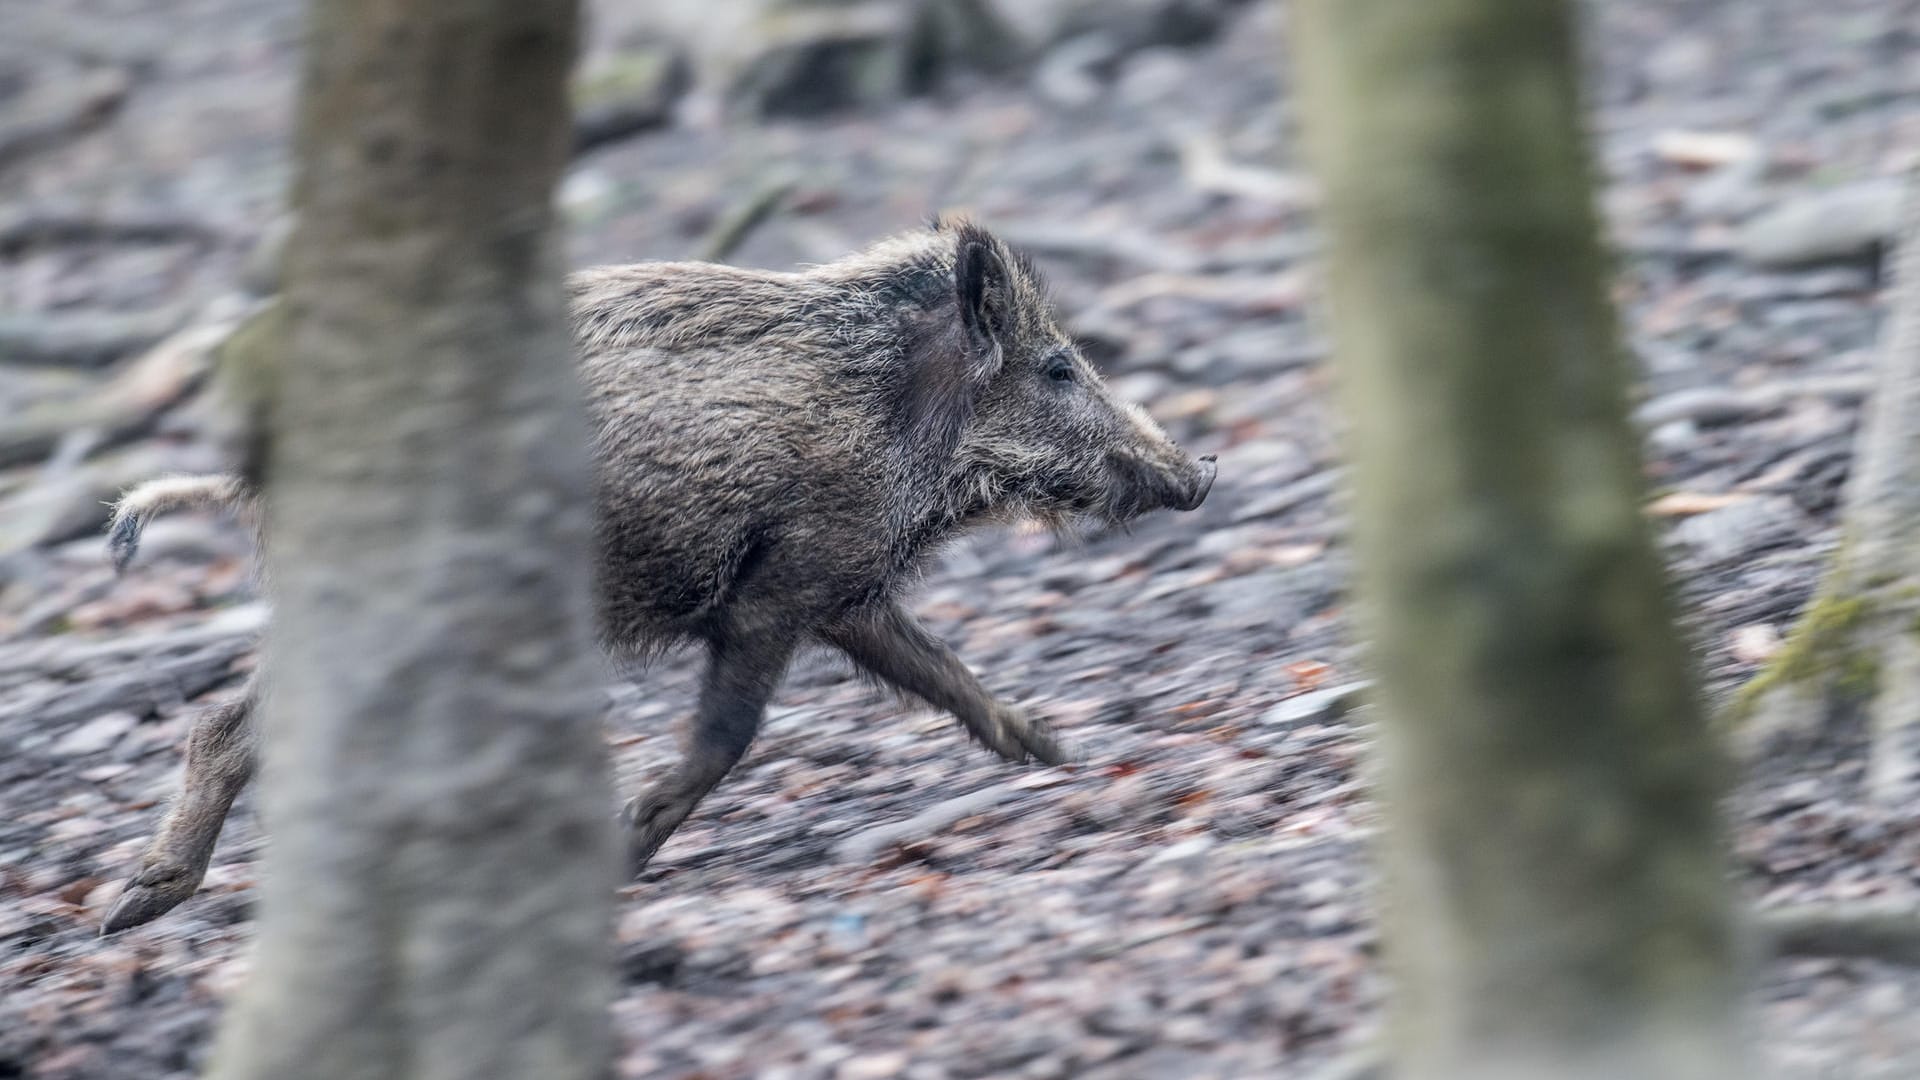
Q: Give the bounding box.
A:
[1726,594,1878,727]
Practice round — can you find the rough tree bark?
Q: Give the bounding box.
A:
[1734,167,1920,803]
[206,2,617,1079]
[1288,2,1742,1078]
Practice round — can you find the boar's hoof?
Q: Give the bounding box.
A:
[986,706,1067,767]
[101,862,199,936]
[621,789,703,879]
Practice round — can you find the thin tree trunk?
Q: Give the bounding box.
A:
[207,2,616,1079]
[1287,2,1742,1077]
[1735,167,1920,803]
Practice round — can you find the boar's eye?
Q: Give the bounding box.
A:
[1045,356,1076,384]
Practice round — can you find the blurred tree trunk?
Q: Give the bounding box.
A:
[207,2,616,1079]
[1735,168,1920,803]
[1288,2,1742,1078]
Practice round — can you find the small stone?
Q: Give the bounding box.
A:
[1033,34,1120,109]
[1685,154,1769,220]
[560,169,617,222]
[619,939,684,986]
[53,712,137,757]
[721,4,909,120]
[1020,1055,1070,1080]
[977,1031,1056,1073]
[572,42,691,151]
[1645,34,1712,88]
[1737,179,1902,269]
[1261,683,1370,729]
[1731,623,1785,665]
[1667,496,1798,564]
[1141,835,1215,874]
[1163,1015,1214,1046]
[838,1052,910,1080]
[1648,419,1698,453]
[1114,47,1190,108]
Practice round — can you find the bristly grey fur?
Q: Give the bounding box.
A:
[569,217,1212,661]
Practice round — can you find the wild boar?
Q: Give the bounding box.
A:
[99,217,1215,933]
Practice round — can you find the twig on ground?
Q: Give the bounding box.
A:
[1634,374,1876,428]
[1761,902,1920,967]
[1179,133,1318,208]
[0,302,251,468]
[698,179,797,263]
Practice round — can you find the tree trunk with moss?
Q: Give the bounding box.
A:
[1736,168,1920,803]
[1288,2,1742,1077]
[206,2,616,1079]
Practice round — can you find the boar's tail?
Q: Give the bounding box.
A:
[107,473,251,574]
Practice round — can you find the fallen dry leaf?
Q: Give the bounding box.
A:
[1646,491,1751,517]
[1285,660,1334,691]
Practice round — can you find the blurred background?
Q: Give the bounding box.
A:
[3,1,1919,1077]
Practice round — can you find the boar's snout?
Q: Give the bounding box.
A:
[1107,449,1216,519]
[1173,454,1217,512]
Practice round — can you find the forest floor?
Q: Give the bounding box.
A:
[4,1,1920,1077]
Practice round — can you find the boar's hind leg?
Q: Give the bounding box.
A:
[823,601,1065,767]
[622,630,796,877]
[102,686,258,934]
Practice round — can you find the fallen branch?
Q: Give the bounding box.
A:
[1616,232,1739,267]
[0,68,130,171]
[0,604,266,677]
[0,206,222,255]
[0,307,190,369]
[0,301,254,468]
[1760,902,1920,967]
[697,178,796,263]
[1077,917,1219,962]
[1179,133,1318,208]
[834,781,1016,864]
[0,638,252,727]
[0,443,211,561]
[1634,373,1876,428]
[1237,904,1920,1080]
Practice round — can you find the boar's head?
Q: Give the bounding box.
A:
[902,220,1215,531]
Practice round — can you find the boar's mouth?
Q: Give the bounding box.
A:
[1102,452,1216,520]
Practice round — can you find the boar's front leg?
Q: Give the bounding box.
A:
[823,601,1065,767]
[102,686,258,934]
[622,629,796,877]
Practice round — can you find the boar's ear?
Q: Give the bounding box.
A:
[954,223,1011,383]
